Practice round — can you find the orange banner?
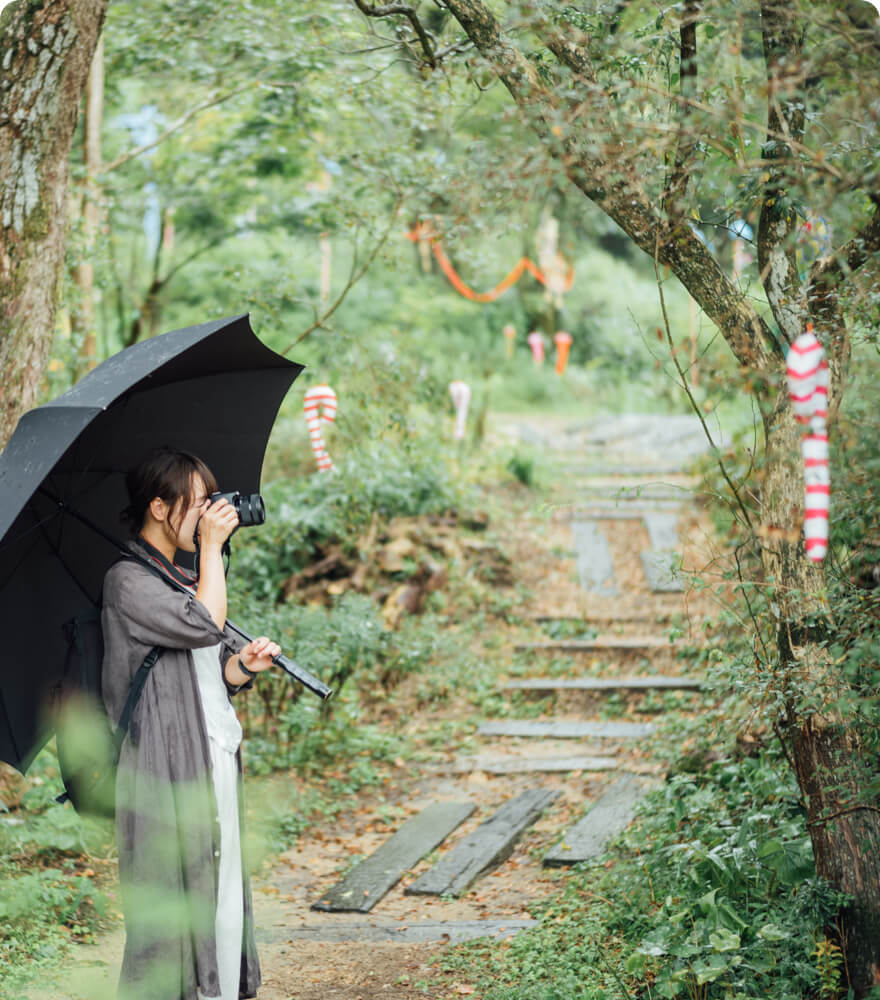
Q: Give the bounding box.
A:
[406,224,574,303]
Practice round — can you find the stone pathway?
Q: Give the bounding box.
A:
[260,412,712,945]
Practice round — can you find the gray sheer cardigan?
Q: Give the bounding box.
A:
[101,542,261,1000]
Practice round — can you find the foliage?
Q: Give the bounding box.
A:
[443,749,844,1000]
[0,752,112,994]
[228,437,469,604]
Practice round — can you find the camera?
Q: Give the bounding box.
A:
[209,491,266,527]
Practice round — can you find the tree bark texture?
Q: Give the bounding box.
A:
[0,0,108,449]
[791,718,880,993]
[71,31,103,374]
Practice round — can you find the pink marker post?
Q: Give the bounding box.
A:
[527,331,545,365]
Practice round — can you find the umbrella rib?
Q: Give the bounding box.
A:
[0,507,63,593]
[32,493,99,607]
[0,687,24,771]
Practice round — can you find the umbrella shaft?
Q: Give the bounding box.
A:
[223,620,332,700]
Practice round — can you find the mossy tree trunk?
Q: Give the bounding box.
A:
[0,0,108,449]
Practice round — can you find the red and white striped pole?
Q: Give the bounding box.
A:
[303,384,338,472]
[785,326,830,562]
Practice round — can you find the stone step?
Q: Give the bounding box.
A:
[574,485,692,503]
[258,920,538,944]
[544,774,656,866]
[528,612,679,623]
[453,754,618,774]
[311,801,475,913]
[405,788,561,897]
[477,719,655,739]
[571,520,618,596]
[641,551,686,592]
[567,464,695,476]
[557,502,684,521]
[504,676,703,692]
[642,511,682,550]
[516,637,674,653]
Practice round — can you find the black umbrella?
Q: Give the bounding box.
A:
[0,313,328,775]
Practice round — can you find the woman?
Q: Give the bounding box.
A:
[102,447,279,1000]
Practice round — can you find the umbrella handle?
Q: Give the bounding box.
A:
[223,620,332,700]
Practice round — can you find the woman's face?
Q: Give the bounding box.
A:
[167,473,211,552]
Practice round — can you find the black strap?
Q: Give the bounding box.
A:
[133,536,198,588]
[114,646,164,749]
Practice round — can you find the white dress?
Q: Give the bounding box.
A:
[192,643,244,1000]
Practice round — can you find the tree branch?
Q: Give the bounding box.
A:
[662,0,701,225]
[352,0,437,68]
[100,84,254,174]
[281,198,404,353]
[756,0,807,346]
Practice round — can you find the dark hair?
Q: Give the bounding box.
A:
[121,447,218,535]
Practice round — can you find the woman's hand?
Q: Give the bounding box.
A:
[240,637,281,673]
[225,638,280,689]
[198,497,239,550]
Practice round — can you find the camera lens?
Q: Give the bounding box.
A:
[241,493,266,526]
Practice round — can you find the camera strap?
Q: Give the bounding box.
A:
[136,535,199,588]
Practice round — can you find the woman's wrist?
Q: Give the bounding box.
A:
[223,655,256,689]
[237,655,258,679]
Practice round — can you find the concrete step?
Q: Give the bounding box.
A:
[505,675,703,692]
[478,719,656,739]
[453,754,618,774]
[311,801,475,913]
[515,638,674,653]
[405,789,560,898]
[544,774,656,866]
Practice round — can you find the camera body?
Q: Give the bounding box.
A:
[209,491,266,527]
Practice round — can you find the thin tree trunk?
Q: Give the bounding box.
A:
[0,0,109,449]
[761,401,880,996]
[72,31,103,374]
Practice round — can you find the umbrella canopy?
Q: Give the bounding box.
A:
[0,314,303,773]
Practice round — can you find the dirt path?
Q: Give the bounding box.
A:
[23,412,719,1000]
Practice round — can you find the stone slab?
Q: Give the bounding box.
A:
[257,920,538,944]
[478,719,655,739]
[453,755,618,774]
[576,485,691,503]
[570,520,617,595]
[515,638,671,653]
[561,502,683,521]
[544,773,655,866]
[572,464,694,476]
[641,551,686,592]
[311,801,475,913]
[504,676,703,692]
[642,511,681,551]
[405,788,560,897]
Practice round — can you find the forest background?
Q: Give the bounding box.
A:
[1,0,879,997]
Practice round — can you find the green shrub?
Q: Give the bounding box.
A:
[444,749,841,999]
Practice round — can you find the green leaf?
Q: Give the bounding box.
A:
[709,928,741,953]
[757,922,789,942]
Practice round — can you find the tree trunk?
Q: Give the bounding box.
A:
[71,31,103,375]
[761,399,880,996]
[0,0,109,449]
[791,720,880,993]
